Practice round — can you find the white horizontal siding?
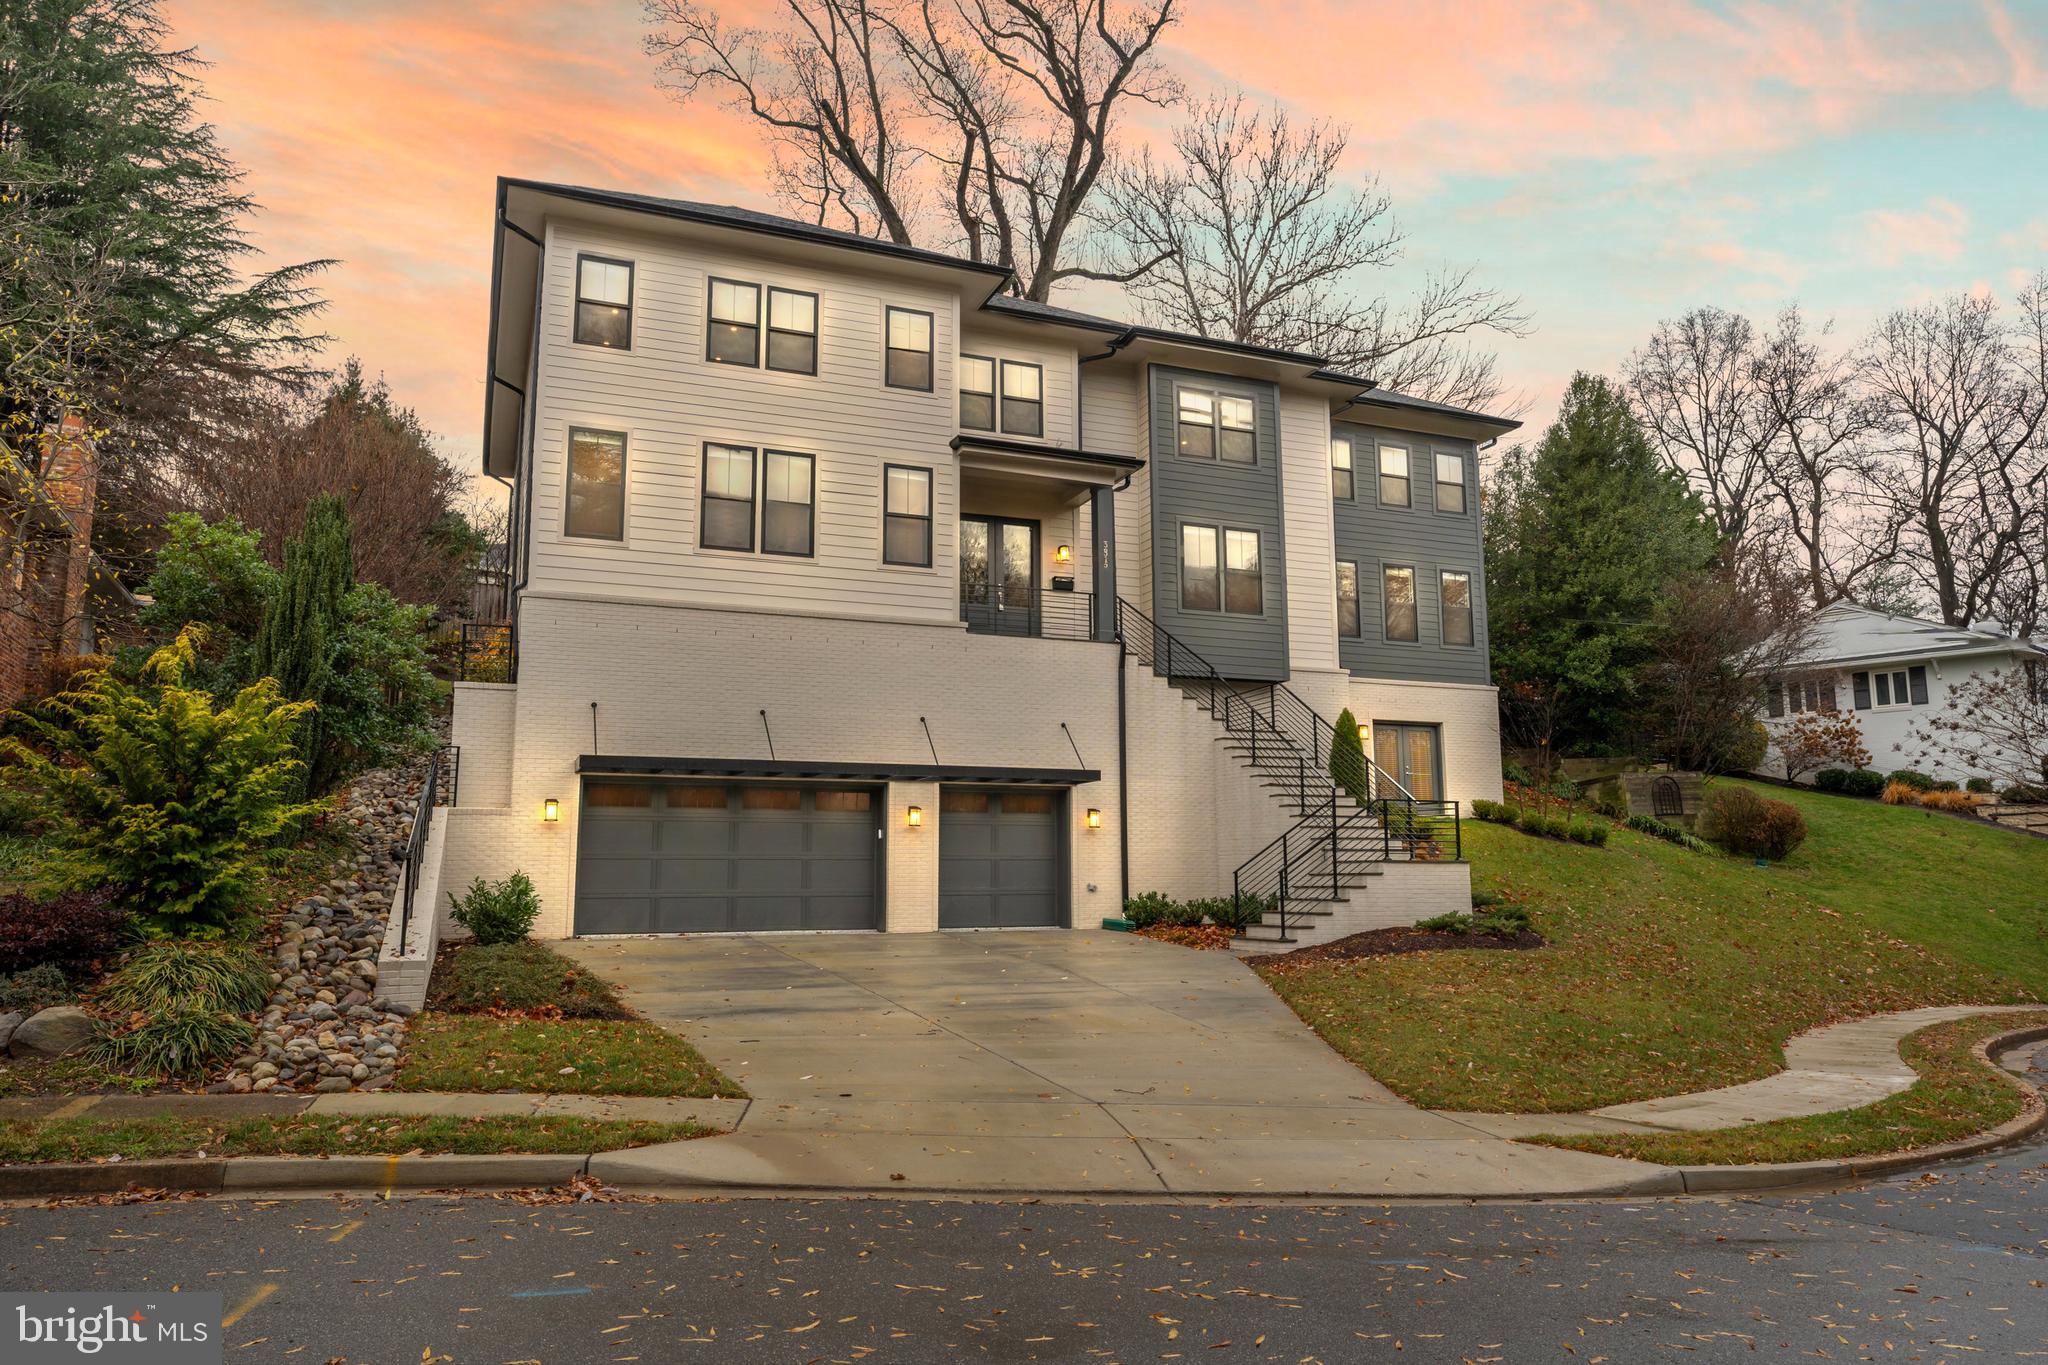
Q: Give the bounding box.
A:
[1279,384,1339,673]
[958,328,1079,447]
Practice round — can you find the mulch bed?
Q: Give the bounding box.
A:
[1260,925,1545,970]
[1135,924,1236,951]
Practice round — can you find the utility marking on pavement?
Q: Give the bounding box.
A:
[47,1096,99,1121]
[327,1219,365,1243]
[509,1286,595,1298]
[380,1156,401,1199]
[222,1282,280,1327]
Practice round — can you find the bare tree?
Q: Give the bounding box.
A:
[1099,91,1526,410]
[643,0,1178,301]
[1625,307,1782,543]
[1903,663,2048,791]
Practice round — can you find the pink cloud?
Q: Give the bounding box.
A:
[1862,198,1970,267]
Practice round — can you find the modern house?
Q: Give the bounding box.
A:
[1762,602,2044,784]
[413,178,1515,958]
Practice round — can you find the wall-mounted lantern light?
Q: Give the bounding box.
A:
[906,805,923,828]
[1054,544,1072,565]
[542,797,561,823]
[1356,723,1369,743]
[1086,808,1102,829]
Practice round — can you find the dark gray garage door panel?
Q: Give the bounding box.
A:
[576,782,878,934]
[939,789,1063,928]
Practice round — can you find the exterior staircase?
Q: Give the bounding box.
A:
[1114,599,1463,947]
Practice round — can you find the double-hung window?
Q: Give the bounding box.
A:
[700,444,815,556]
[565,428,627,540]
[574,256,633,349]
[883,465,933,567]
[1379,444,1411,506]
[1383,564,1418,642]
[1331,437,1355,500]
[1177,389,1216,459]
[766,288,818,374]
[1440,570,1474,646]
[1336,561,1361,638]
[959,355,996,430]
[761,451,814,556]
[1862,666,1922,709]
[1217,395,1256,463]
[1000,360,1043,437]
[701,444,757,551]
[1180,524,1220,612]
[885,307,934,390]
[1180,525,1262,615]
[1224,529,1263,613]
[707,279,761,366]
[1176,387,1257,462]
[1435,451,1467,514]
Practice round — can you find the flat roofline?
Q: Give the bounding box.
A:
[577,755,1101,785]
[949,433,1143,471]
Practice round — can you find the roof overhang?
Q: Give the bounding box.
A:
[1329,385,1523,441]
[950,434,1140,492]
[577,755,1100,785]
[482,181,542,479]
[1795,640,2045,672]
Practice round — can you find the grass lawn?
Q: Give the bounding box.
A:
[1256,779,2047,1113]
[1525,1011,2048,1165]
[0,1113,709,1164]
[396,1015,743,1098]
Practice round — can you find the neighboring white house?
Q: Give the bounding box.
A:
[408,178,1517,960]
[1762,602,2044,784]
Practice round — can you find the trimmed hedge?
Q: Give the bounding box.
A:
[1887,769,1937,793]
[1699,785,1807,860]
[1841,769,1887,798]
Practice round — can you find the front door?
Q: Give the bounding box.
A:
[1372,723,1442,801]
[960,517,1038,636]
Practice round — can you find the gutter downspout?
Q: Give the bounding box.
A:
[1076,328,1138,910]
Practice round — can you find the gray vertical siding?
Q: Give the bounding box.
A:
[1146,365,1291,681]
[1331,421,1491,685]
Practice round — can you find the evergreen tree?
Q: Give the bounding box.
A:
[1485,374,1720,750]
[1328,707,1367,801]
[254,494,354,793]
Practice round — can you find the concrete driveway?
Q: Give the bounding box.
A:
[559,930,1669,1198]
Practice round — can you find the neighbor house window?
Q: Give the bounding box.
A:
[1000,360,1043,436]
[1379,444,1411,506]
[574,255,633,349]
[1180,524,1220,611]
[1336,561,1361,638]
[1331,437,1355,500]
[700,443,757,551]
[565,427,626,540]
[1224,529,1263,613]
[1218,395,1256,463]
[1866,666,1924,708]
[959,355,996,430]
[761,450,814,556]
[884,464,932,566]
[1383,564,1418,641]
[1435,451,1467,514]
[1441,570,1474,646]
[766,288,818,374]
[1177,389,1215,459]
[707,278,760,366]
[885,307,933,390]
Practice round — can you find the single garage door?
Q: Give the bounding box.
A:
[939,788,1063,928]
[574,780,879,935]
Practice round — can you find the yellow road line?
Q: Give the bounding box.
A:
[327,1219,366,1244]
[222,1282,279,1328]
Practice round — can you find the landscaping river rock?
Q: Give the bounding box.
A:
[214,761,427,1094]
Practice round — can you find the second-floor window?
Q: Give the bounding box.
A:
[1000,360,1043,437]
[1441,570,1474,645]
[1336,560,1360,637]
[700,445,816,557]
[1379,444,1411,507]
[1331,437,1354,499]
[959,355,996,430]
[884,464,933,566]
[565,427,626,540]
[1176,387,1256,462]
[574,256,633,349]
[707,279,760,366]
[1383,564,1418,641]
[766,288,818,374]
[886,307,934,390]
[1435,451,1468,514]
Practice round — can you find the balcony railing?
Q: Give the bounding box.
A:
[456,622,516,682]
[962,590,1096,641]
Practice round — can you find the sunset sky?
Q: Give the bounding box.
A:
[163,1,2048,482]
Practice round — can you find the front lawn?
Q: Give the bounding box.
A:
[1525,1011,2048,1165]
[1256,780,2046,1113]
[395,1015,742,1098]
[0,1112,708,1164]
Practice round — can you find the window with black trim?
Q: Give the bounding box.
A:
[565,427,626,541]
[1379,444,1411,506]
[1383,564,1418,641]
[574,256,633,349]
[1177,388,1215,459]
[1331,436,1355,499]
[886,307,933,390]
[1000,360,1043,436]
[1175,386,1258,462]
[883,464,932,567]
[707,279,760,366]
[1336,560,1361,638]
[1180,523,1220,611]
[959,355,995,430]
[1218,395,1255,463]
[766,288,818,374]
[1224,528,1263,613]
[701,443,756,551]
[762,451,814,556]
[1441,570,1474,646]
[1435,451,1467,514]
[1180,524,1261,615]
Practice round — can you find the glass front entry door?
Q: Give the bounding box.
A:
[960,517,1038,636]
[1372,723,1442,801]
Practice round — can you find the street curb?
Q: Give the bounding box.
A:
[1,1153,591,1199]
[1671,1021,2048,1196]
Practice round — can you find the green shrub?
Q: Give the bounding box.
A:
[1965,777,1994,795]
[100,941,271,1015]
[1812,768,1851,792]
[1566,821,1610,846]
[1841,769,1887,798]
[1156,899,1205,928]
[0,965,74,1013]
[1931,779,1959,793]
[1546,777,1582,802]
[1415,908,1471,933]
[1189,896,1260,932]
[428,942,624,1017]
[1470,798,1499,820]
[448,871,541,945]
[1886,769,1936,793]
[1418,904,1533,938]
[1625,812,1684,843]
[1470,889,1501,909]
[1328,707,1367,801]
[2000,783,2048,803]
[1502,761,1533,786]
[1699,785,1808,860]
[91,1003,251,1079]
[0,629,323,939]
[1592,787,1628,820]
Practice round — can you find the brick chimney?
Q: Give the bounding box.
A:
[39,411,99,658]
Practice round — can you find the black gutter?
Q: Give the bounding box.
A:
[577,755,1101,785]
[948,433,1142,471]
[478,181,509,478]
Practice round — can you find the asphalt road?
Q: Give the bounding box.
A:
[4,1133,2047,1364]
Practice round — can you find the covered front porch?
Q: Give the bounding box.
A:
[950,433,1132,644]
